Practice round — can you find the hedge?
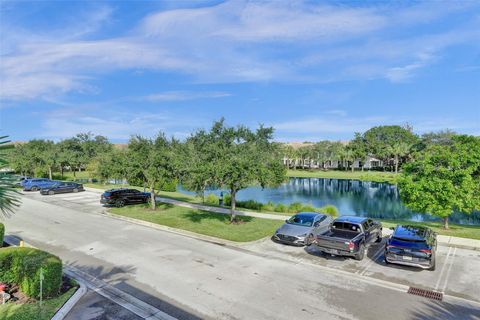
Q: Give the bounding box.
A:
[0,247,62,299]
[0,223,4,247]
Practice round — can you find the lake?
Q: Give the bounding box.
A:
[178,177,480,225]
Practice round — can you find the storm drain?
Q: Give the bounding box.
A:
[408,287,443,301]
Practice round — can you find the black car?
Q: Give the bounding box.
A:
[100,189,150,207]
[384,225,437,271]
[314,216,382,260]
[40,182,84,195]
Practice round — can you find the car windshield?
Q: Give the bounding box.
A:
[287,215,314,227]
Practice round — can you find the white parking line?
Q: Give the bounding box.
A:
[440,247,457,293]
[435,246,453,291]
[358,244,385,276]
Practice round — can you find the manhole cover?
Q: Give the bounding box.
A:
[408,287,443,301]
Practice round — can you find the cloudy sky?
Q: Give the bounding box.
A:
[1,0,479,142]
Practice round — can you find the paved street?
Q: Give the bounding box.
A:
[3,192,480,320]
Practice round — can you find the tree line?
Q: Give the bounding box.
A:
[282,126,457,173]
[6,121,478,228]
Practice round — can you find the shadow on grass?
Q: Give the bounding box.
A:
[182,210,254,224]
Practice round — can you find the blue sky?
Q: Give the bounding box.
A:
[1,0,479,142]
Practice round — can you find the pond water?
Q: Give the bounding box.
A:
[178,178,480,225]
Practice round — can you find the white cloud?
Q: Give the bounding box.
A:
[140,91,231,102]
[1,1,480,100]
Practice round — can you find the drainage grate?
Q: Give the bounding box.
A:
[408,287,443,301]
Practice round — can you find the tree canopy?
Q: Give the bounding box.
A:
[398,135,480,229]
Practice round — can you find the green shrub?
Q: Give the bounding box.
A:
[204,193,219,205]
[301,204,317,212]
[318,205,339,217]
[223,194,232,206]
[158,179,177,192]
[236,199,263,211]
[274,203,288,213]
[288,202,304,213]
[0,247,62,299]
[0,223,4,247]
[261,201,275,212]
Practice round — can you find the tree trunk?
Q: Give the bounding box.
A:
[230,189,237,222]
[150,183,156,210]
[73,168,76,178]
[61,166,64,177]
[351,161,354,172]
[395,154,399,173]
[443,216,449,230]
[48,166,52,180]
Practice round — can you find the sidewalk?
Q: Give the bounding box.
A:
[85,187,480,250]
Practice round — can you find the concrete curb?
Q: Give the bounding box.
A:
[3,236,87,320]
[85,186,480,250]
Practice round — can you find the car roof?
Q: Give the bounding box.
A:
[334,216,368,223]
[393,225,429,240]
[294,212,325,218]
[105,188,137,192]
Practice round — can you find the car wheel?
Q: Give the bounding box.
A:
[305,234,315,246]
[428,256,436,271]
[48,190,55,195]
[31,186,38,191]
[354,244,366,261]
[376,231,382,243]
[73,188,78,193]
[115,199,125,207]
[384,254,390,265]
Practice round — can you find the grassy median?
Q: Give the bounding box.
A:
[286,169,398,184]
[0,287,76,320]
[110,203,283,242]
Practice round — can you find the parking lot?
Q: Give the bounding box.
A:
[21,189,480,304]
[242,237,480,303]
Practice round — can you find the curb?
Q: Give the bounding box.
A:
[3,236,87,320]
[85,186,480,250]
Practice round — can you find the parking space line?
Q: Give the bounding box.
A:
[435,246,453,291]
[440,247,457,293]
[358,243,384,276]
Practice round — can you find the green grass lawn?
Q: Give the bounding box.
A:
[380,219,480,240]
[286,169,399,184]
[52,170,93,181]
[110,203,283,242]
[0,287,76,320]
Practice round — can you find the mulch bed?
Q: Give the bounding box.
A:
[0,276,76,304]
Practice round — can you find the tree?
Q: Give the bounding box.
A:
[349,133,367,171]
[57,138,83,177]
[342,148,355,172]
[399,135,480,229]
[0,136,20,218]
[192,119,286,221]
[127,134,177,210]
[362,125,418,170]
[419,130,457,148]
[387,142,412,173]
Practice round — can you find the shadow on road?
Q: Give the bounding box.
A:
[410,300,480,320]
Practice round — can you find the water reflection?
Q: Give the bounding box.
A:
[179,178,479,225]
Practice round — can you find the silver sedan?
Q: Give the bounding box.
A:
[272,212,333,246]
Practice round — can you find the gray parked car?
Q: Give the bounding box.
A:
[272,212,333,246]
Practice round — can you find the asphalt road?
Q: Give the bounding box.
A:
[3,192,480,320]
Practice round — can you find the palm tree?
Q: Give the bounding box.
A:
[388,142,412,173]
[0,136,20,217]
[343,149,355,172]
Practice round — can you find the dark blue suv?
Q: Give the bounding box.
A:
[385,225,437,271]
[23,178,59,191]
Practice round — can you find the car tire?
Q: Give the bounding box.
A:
[429,256,436,271]
[73,188,78,193]
[115,199,125,208]
[305,234,315,246]
[31,186,38,191]
[354,244,366,261]
[48,190,55,195]
[376,231,382,243]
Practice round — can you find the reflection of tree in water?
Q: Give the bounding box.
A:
[269,178,479,224]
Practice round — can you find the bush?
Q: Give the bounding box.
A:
[318,205,339,217]
[0,223,4,247]
[158,179,177,192]
[223,194,232,206]
[0,247,62,299]
[288,202,304,213]
[261,201,275,212]
[236,199,263,211]
[204,193,219,205]
[300,204,317,212]
[274,203,288,213]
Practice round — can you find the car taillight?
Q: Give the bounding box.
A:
[419,249,431,254]
[347,242,354,250]
[386,245,396,249]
